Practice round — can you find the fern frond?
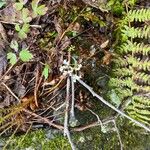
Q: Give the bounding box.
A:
[122,25,150,39]
[134,85,150,93]
[109,77,135,88]
[132,102,150,109]
[136,59,150,71]
[136,108,150,115]
[129,113,150,125]
[112,67,133,76]
[113,57,129,67]
[127,8,150,22]
[127,56,150,71]
[119,41,150,55]
[132,95,150,105]
[117,88,133,98]
[109,8,150,125]
[133,72,150,84]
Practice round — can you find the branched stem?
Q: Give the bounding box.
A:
[64,76,76,150]
[76,77,150,132]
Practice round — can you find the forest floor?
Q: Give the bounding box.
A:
[0,0,150,149]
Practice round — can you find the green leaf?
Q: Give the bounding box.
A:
[31,0,38,11]
[31,0,47,17]
[19,49,33,62]
[22,8,32,23]
[16,24,30,39]
[14,2,23,10]
[42,64,49,79]
[7,52,17,65]
[72,31,77,37]
[36,5,48,16]
[0,2,6,8]
[15,24,21,31]
[10,40,19,51]
[18,30,27,39]
[22,23,30,33]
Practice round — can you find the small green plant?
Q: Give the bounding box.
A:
[31,0,48,17]
[15,23,30,39]
[21,8,32,23]
[19,49,33,62]
[13,0,27,11]
[13,0,48,39]
[42,64,50,79]
[10,40,19,52]
[7,41,33,65]
[7,52,17,65]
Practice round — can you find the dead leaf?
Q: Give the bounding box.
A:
[14,79,26,98]
[0,92,14,108]
[100,40,109,49]
[70,22,80,32]
[82,0,108,12]
[0,48,7,77]
[59,36,71,51]
[102,50,112,65]
[54,17,63,42]
[0,3,20,23]
[0,23,8,42]
[21,94,37,110]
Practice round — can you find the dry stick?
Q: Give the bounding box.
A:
[64,77,70,135]
[87,108,103,128]
[23,109,64,130]
[112,120,123,150]
[70,75,75,118]
[64,76,76,150]
[0,21,41,28]
[0,65,15,82]
[2,82,20,102]
[0,122,16,137]
[34,64,40,107]
[24,108,114,132]
[76,77,150,132]
[73,119,114,132]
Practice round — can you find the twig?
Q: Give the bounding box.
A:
[87,108,103,128]
[0,64,16,82]
[0,122,16,137]
[64,77,70,135]
[55,7,86,47]
[24,108,116,132]
[64,76,76,150]
[0,21,41,28]
[34,64,40,107]
[75,76,150,132]
[23,109,64,130]
[70,75,75,118]
[73,119,114,132]
[2,82,20,102]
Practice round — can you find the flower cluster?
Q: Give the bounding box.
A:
[59,59,82,76]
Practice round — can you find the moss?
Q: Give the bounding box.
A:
[3,129,71,150]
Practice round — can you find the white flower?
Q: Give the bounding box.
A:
[63,59,69,65]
